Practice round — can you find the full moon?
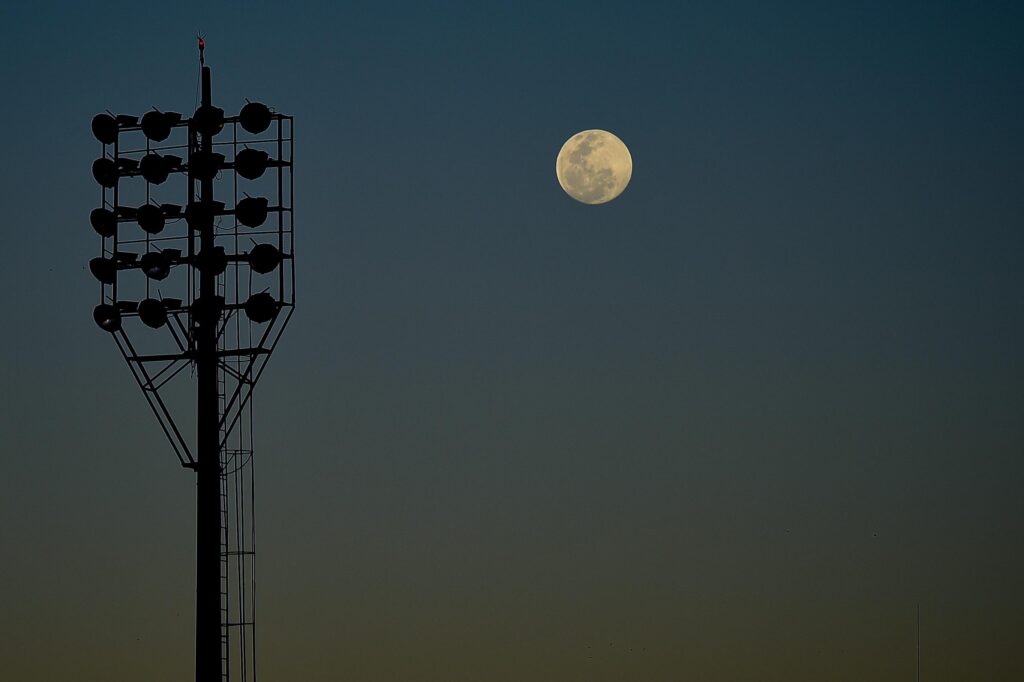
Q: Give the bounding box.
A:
[555,129,633,204]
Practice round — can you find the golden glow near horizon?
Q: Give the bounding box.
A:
[555,129,633,204]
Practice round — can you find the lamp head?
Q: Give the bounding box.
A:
[239,102,272,134]
[235,196,269,227]
[234,148,270,180]
[89,257,117,284]
[195,246,228,276]
[141,110,182,142]
[93,304,122,332]
[91,114,119,144]
[136,203,165,234]
[244,292,279,323]
[249,244,282,274]
[91,158,119,188]
[192,104,225,137]
[90,208,117,237]
[140,251,173,280]
[188,151,224,181]
[138,298,169,329]
[184,200,226,231]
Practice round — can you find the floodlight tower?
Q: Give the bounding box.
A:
[88,38,294,682]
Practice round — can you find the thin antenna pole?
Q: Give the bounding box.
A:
[916,604,920,682]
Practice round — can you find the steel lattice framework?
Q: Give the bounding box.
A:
[88,41,294,682]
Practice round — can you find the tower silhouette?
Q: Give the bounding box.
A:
[88,39,295,681]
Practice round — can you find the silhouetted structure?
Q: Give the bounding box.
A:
[89,38,294,682]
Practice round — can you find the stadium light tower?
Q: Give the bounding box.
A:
[88,38,295,682]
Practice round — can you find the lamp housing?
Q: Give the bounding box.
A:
[233,149,271,180]
[244,292,279,323]
[188,151,225,181]
[90,208,117,237]
[93,304,122,332]
[141,110,182,142]
[249,244,282,274]
[192,104,225,137]
[235,197,269,227]
[138,298,169,329]
[239,102,272,134]
[89,257,117,284]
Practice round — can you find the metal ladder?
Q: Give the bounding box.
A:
[218,348,231,681]
[217,276,256,682]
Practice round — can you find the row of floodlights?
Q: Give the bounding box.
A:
[89,243,283,284]
[92,101,274,145]
[90,197,270,237]
[92,147,285,188]
[93,292,280,333]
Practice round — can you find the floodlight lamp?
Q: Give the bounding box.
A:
[233,148,270,180]
[140,153,183,185]
[188,151,225,181]
[185,200,226,231]
[190,295,225,326]
[92,158,139,187]
[239,102,272,134]
[248,244,282,274]
[92,158,119,188]
[90,208,117,237]
[140,251,173,280]
[89,257,117,284]
[195,246,228,276]
[138,297,168,329]
[91,114,119,144]
[141,110,182,142]
[139,154,167,184]
[136,203,166,234]
[244,292,279,323]
[235,197,269,227]
[93,304,122,332]
[192,104,225,137]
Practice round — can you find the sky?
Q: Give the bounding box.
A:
[1,1,1022,680]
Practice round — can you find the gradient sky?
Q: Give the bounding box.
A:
[1,1,1022,680]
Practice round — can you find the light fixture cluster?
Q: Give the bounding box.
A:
[90,100,290,333]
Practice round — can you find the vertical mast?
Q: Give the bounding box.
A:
[195,37,223,682]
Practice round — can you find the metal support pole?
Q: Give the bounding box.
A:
[195,63,223,682]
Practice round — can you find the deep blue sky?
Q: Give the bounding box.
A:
[1,1,1022,680]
